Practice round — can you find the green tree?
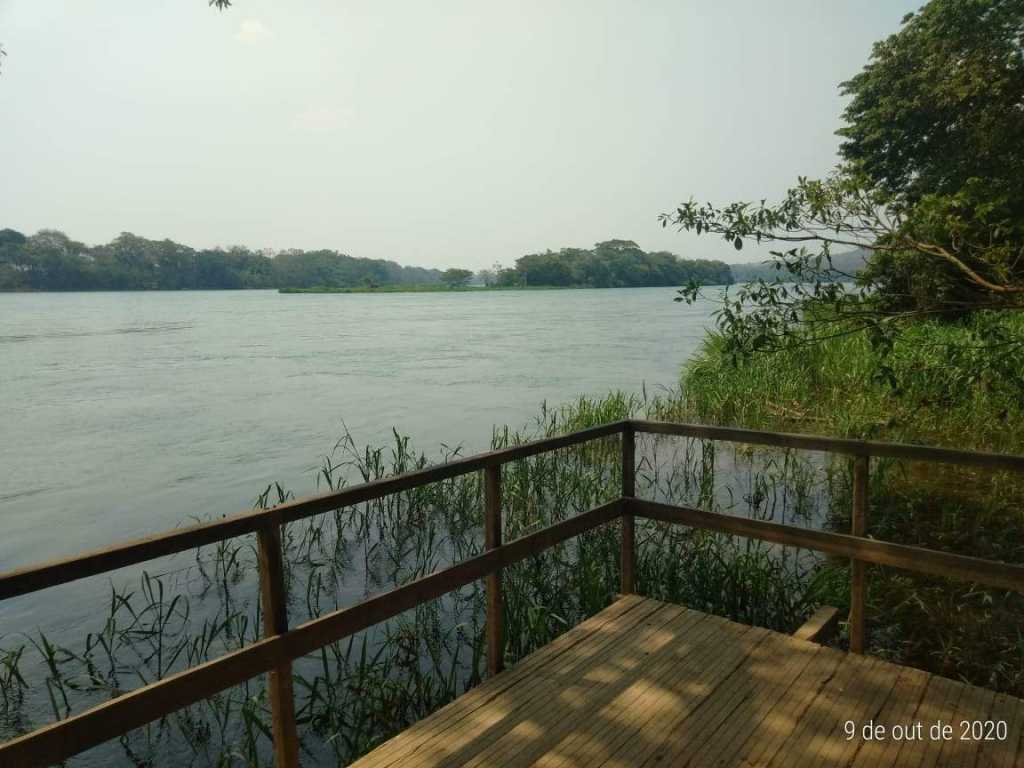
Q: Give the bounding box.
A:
[441,268,473,288]
[507,242,730,289]
[0,228,444,292]
[0,229,28,289]
[661,0,1024,362]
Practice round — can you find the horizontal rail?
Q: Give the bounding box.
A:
[630,499,1024,593]
[5,420,1022,602]
[3,418,1024,766]
[0,500,623,768]
[631,420,1024,471]
[0,421,627,600]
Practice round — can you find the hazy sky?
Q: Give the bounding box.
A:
[0,1,919,269]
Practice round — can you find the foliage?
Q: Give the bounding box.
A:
[837,0,1024,208]
[0,391,824,765]
[683,322,1024,696]
[838,0,1024,309]
[476,267,497,287]
[440,268,473,288]
[730,248,868,283]
[661,0,1024,365]
[0,229,444,292]
[507,239,732,288]
[683,311,1024,454]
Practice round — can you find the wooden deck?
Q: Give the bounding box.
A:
[352,596,1023,768]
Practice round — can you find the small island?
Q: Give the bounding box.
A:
[0,232,735,293]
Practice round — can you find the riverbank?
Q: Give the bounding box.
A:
[276,283,734,294]
[3,371,1021,764]
[0,389,821,766]
[278,284,570,294]
[681,311,1024,696]
[3,295,1021,764]
[682,311,1024,453]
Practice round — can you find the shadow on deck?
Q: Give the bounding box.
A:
[352,596,1023,768]
[3,421,1023,767]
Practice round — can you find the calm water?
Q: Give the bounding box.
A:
[1,288,714,577]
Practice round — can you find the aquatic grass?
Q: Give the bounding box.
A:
[685,318,1024,695]
[0,390,895,765]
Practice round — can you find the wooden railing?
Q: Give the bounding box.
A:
[1,420,1023,767]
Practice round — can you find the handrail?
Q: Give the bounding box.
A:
[0,501,623,768]
[1,419,1022,767]
[630,499,1024,593]
[0,420,626,601]
[630,420,1024,471]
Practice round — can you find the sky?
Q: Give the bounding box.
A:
[0,1,920,270]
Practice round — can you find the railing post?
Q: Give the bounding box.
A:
[621,423,636,595]
[849,454,869,654]
[257,525,300,768]
[485,464,504,676]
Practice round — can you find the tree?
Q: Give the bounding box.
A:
[837,0,1024,208]
[0,228,444,291]
[441,268,473,288]
[505,242,731,288]
[0,229,28,289]
[661,0,1024,362]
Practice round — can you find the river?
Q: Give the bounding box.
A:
[1,287,715,577]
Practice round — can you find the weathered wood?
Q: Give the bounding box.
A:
[0,631,290,768]
[0,421,628,601]
[6,417,1024,767]
[849,455,869,654]
[620,423,636,595]
[257,525,300,768]
[630,498,1024,593]
[5,418,1023,603]
[484,464,503,676]
[793,606,841,644]
[0,500,623,768]
[349,596,658,768]
[349,599,1024,768]
[630,419,1024,471]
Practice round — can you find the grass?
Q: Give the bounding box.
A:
[3,312,1020,765]
[682,309,1024,697]
[0,391,829,767]
[682,310,1024,452]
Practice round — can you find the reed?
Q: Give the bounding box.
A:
[0,391,917,766]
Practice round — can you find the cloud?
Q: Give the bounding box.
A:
[235,19,271,44]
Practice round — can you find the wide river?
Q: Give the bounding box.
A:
[1,288,715,577]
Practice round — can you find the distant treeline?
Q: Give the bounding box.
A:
[485,240,733,288]
[730,248,869,283]
[2,228,824,293]
[0,229,442,291]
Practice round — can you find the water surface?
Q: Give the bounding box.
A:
[1,288,715,573]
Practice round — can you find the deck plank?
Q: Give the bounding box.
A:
[639,631,821,767]
[535,619,768,768]
[893,674,964,768]
[460,604,708,768]
[809,655,902,767]
[350,597,1024,768]
[350,594,660,768]
[848,665,931,768]
[976,692,1024,768]
[726,643,846,766]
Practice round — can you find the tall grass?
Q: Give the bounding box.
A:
[2,350,1021,765]
[682,310,1024,697]
[683,311,1024,452]
[0,391,832,767]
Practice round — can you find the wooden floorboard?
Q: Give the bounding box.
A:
[352,597,1024,768]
